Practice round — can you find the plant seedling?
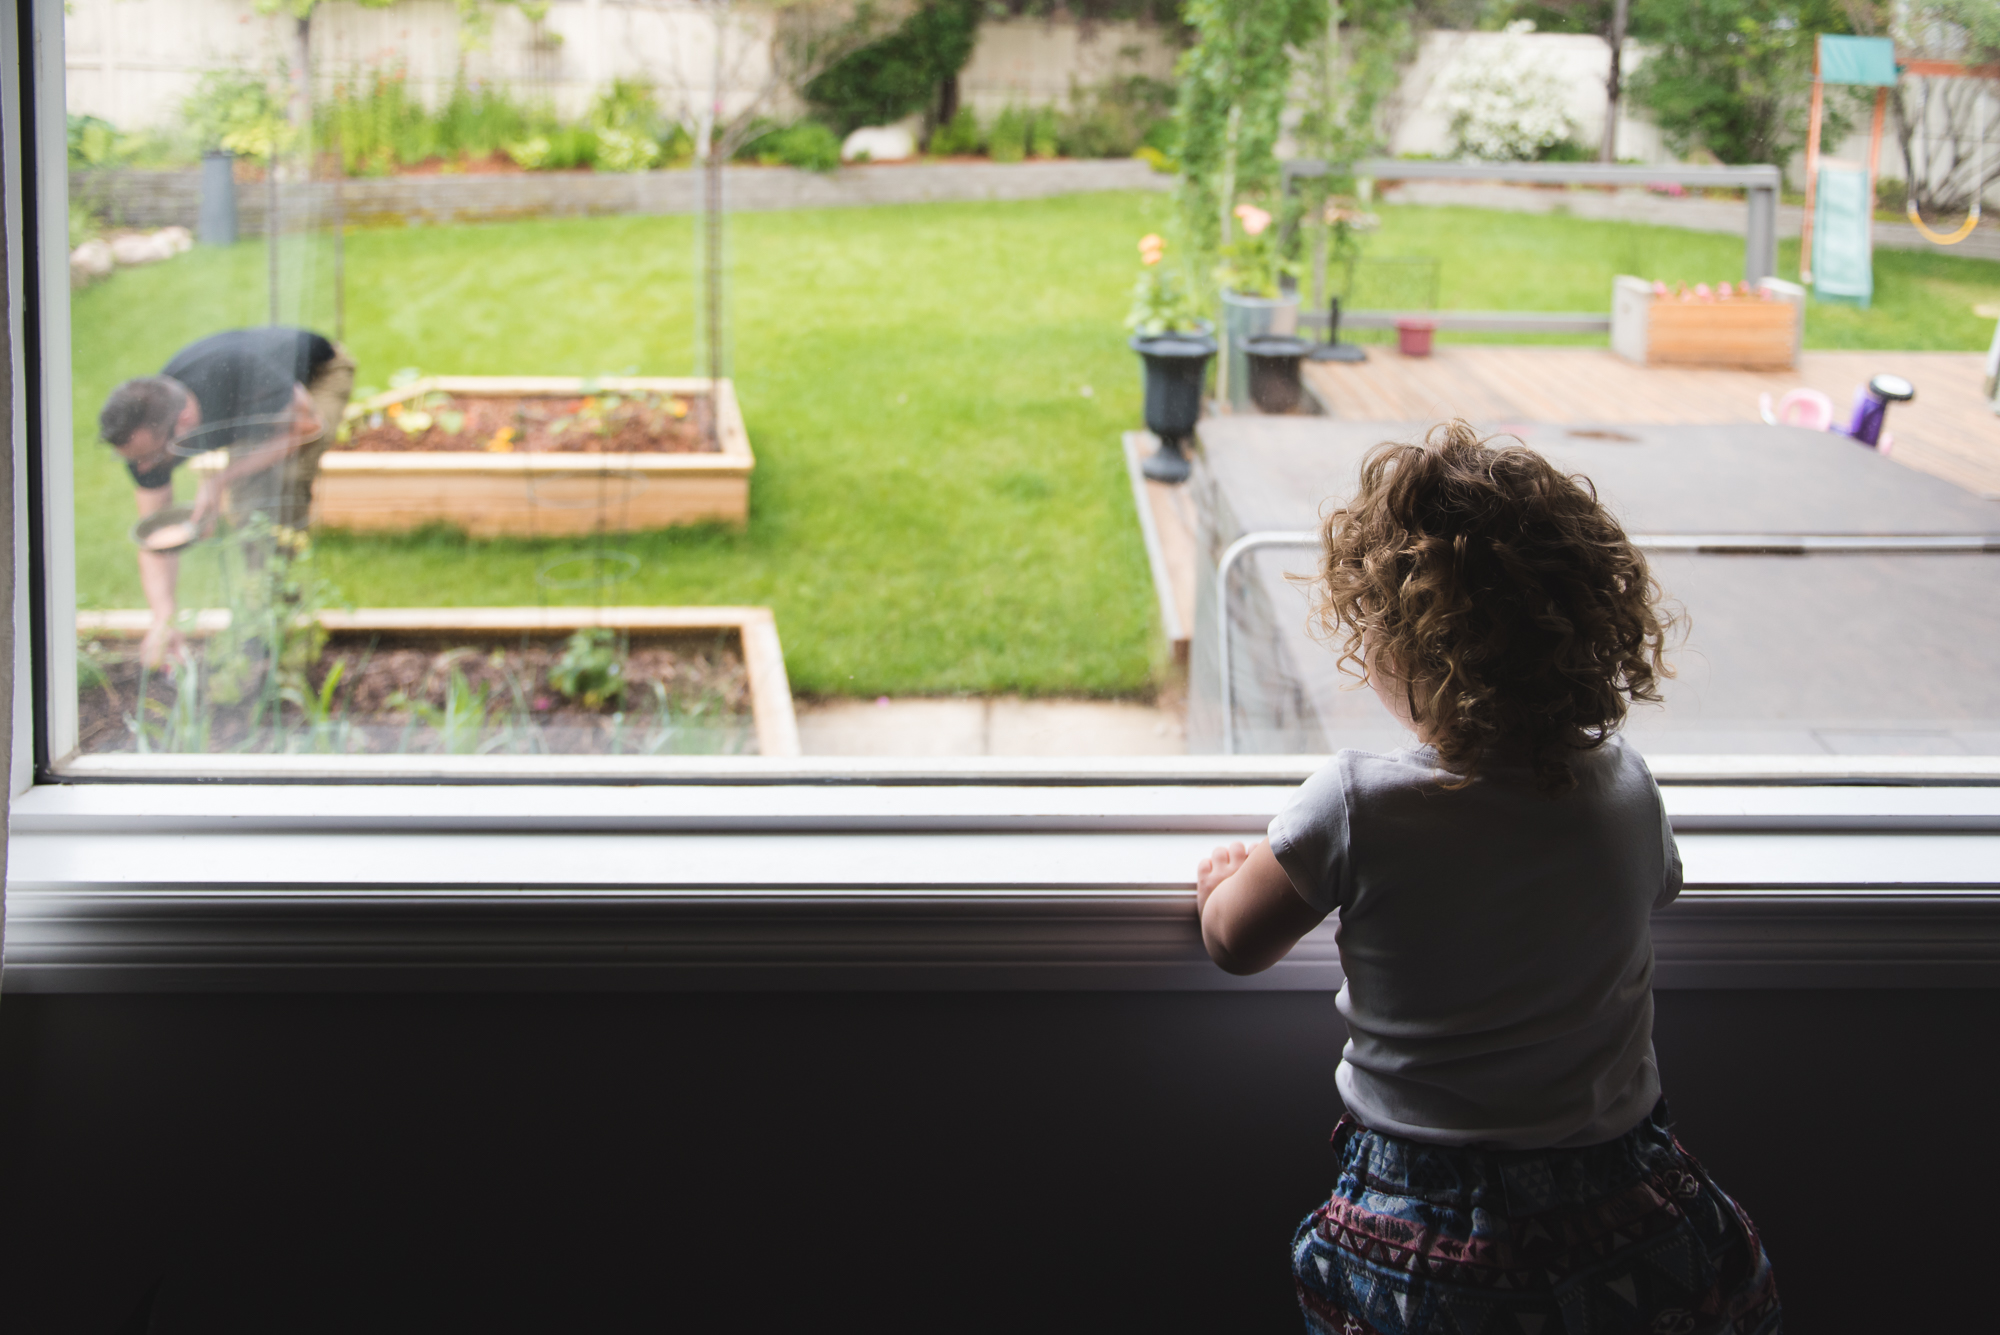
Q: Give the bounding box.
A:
[549,627,627,710]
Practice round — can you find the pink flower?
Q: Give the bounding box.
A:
[1717,281,1734,300]
[1233,203,1272,236]
[1694,283,1713,302]
[1652,281,1668,298]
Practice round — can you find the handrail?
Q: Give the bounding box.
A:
[1217,532,1320,756]
[1283,157,1782,288]
[1214,529,2000,754]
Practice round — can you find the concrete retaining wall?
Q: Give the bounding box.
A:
[71,158,1173,232]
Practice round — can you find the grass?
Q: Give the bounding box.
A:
[69,195,2000,697]
[72,193,1170,697]
[1339,205,2000,349]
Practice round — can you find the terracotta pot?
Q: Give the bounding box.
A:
[1395,318,1436,357]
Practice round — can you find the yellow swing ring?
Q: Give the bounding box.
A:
[1907,198,1981,243]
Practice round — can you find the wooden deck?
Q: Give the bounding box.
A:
[1304,347,2000,500]
[1134,348,2000,662]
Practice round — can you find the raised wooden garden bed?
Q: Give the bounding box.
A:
[1610,276,1804,370]
[75,605,799,758]
[197,376,754,536]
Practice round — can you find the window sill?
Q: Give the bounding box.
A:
[7,779,2000,993]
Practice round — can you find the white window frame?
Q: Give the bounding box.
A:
[7,0,1999,995]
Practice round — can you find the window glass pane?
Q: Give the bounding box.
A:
[50,6,2000,773]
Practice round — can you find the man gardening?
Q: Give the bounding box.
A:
[98,327,355,667]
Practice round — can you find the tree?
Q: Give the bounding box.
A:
[1849,0,2000,215]
[804,0,983,135]
[1294,0,1417,169]
[1625,0,1857,169]
[1175,0,1329,259]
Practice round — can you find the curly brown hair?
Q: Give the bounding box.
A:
[1308,421,1677,794]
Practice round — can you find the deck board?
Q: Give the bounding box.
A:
[1304,348,2000,499]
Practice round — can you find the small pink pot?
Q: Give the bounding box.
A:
[1395,318,1436,357]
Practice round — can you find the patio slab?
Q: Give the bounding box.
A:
[798,697,1186,757]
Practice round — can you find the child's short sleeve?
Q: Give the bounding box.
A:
[1266,758,1352,914]
[1656,795,1683,910]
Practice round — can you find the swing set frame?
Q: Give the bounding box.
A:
[1801,35,1998,282]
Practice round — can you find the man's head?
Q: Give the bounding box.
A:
[100,377,198,478]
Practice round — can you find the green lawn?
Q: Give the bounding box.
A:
[1343,205,2000,349]
[69,194,2000,697]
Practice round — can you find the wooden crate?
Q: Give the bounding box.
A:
[75,604,800,757]
[195,376,754,537]
[1610,275,1804,370]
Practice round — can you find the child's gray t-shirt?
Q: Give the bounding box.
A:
[1268,735,1681,1150]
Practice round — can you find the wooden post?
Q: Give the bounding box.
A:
[1866,85,1888,253]
[1801,40,1825,283]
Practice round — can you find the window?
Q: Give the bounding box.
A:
[19,0,2000,787]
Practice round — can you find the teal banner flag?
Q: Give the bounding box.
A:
[1819,35,1898,87]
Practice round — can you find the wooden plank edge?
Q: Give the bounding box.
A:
[1121,432,1188,650]
[314,453,753,474]
[79,606,777,635]
[736,611,802,758]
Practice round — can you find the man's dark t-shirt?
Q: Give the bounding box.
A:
[128,328,335,489]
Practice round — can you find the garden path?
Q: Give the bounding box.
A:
[796,696,1186,757]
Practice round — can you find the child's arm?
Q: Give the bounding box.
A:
[1195,841,1330,976]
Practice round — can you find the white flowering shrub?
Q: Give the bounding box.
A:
[1436,25,1577,162]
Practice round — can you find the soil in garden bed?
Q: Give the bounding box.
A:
[341,390,718,455]
[78,628,756,757]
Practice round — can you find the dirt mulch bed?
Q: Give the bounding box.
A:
[341,391,717,455]
[78,629,755,757]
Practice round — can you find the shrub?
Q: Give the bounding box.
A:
[929,106,982,156]
[1538,138,1593,162]
[742,120,844,172]
[1029,106,1060,159]
[1437,26,1575,162]
[987,106,1028,163]
[182,66,293,162]
[1057,73,1175,160]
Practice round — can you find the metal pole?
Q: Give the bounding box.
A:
[267,160,280,325]
[1801,41,1826,283]
[1745,184,1776,285]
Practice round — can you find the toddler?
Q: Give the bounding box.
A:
[1196,424,1780,1334]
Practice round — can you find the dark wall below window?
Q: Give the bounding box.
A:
[1,988,1992,1333]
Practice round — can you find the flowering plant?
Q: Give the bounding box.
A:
[1125,233,1209,337]
[1214,202,1299,299]
[1435,23,1575,162]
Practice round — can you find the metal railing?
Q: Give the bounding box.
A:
[1282,159,1785,335]
[1216,529,2000,754]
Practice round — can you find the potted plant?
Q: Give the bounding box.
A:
[1126,233,1217,484]
[1215,202,1301,411]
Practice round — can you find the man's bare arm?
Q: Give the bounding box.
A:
[134,484,183,666]
[191,387,323,525]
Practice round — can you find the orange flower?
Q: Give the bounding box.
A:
[1233,203,1272,236]
[1138,233,1166,266]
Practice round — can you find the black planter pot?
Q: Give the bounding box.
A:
[1129,328,1217,483]
[1243,334,1312,414]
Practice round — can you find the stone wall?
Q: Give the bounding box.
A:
[71,159,1173,232]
